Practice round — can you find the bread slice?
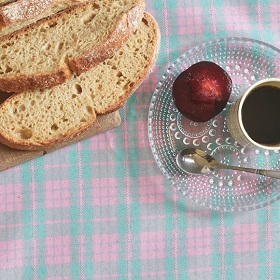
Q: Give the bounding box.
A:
[0,0,86,38]
[0,13,160,150]
[0,0,145,93]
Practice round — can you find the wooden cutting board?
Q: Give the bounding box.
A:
[0,111,121,172]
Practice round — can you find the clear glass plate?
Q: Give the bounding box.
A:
[148,37,280,212]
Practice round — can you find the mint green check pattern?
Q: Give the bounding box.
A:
[1,1,280,279]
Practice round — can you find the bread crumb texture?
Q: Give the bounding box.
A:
[0,0,142,77]
[0,13,160,150]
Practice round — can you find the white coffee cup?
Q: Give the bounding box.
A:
[227,78,280,150]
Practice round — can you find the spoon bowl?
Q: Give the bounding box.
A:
[176,148,217,175]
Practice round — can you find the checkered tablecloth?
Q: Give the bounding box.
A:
[1,1,280,279]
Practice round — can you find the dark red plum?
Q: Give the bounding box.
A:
[172,61,232,122]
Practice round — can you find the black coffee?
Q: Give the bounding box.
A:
[241,85,280,145]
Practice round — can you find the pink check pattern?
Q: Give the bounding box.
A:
[2,1,280,279]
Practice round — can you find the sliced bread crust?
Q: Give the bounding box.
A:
[0,13,160,150]
[0,0,145,93]
[0,0,15,7]
[0,0,86,37]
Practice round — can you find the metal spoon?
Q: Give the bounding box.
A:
[176,148,280,179]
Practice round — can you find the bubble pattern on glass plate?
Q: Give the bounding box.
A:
[148,37,280,212]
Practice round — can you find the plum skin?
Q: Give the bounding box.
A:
[172,61,232,122]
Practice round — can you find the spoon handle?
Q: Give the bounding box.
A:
[256,170,280,179]
[213,164,280,179]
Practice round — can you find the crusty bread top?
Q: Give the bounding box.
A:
[0,0,145,93]
[0,0,15,6]
[0,0,85,37]
[0,13,160,150]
